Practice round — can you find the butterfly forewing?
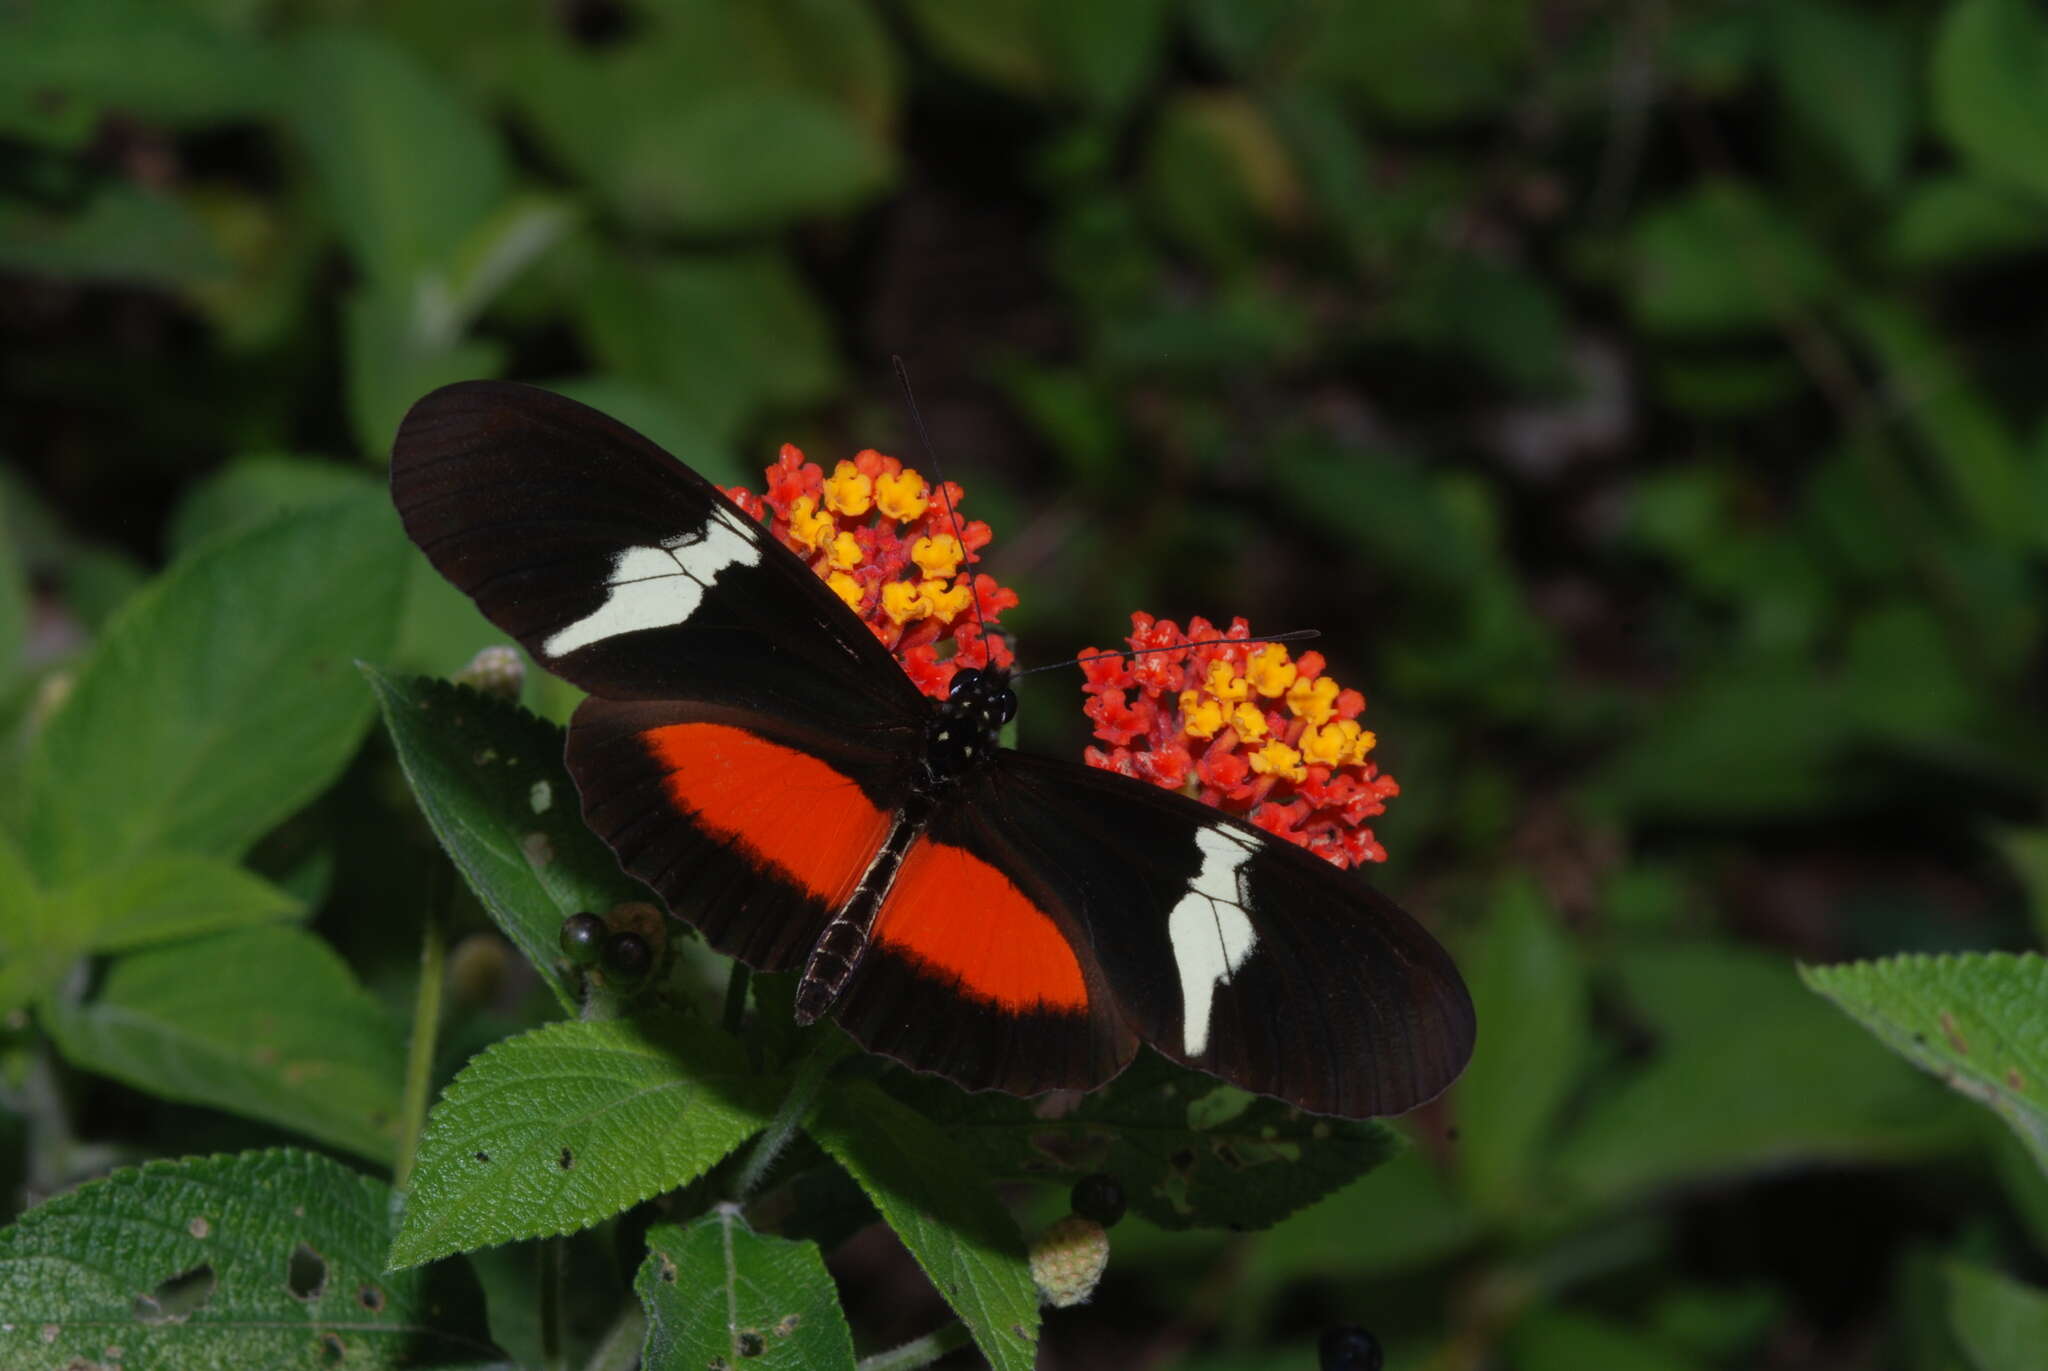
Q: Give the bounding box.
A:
[392,381,922,730]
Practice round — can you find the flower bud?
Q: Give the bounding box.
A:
[1029,1215,1108,1309]
[454,645,524,700]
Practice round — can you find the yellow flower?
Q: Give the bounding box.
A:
[788,496,834,553]
[1300,721,1346,767]
[826,571,863,611]
[1228,702,1268,741]
[1349,728,1378,765]
[1285,674,1339,726]
[911,533,962,580]
[1179,689,1225,740]
[925,579,973,622]
[823,460,873,517]
[876,468,930,522]
[881,580,933,624]
[1248,739,1306,782]
[827,531,863,571]
[1246,644,1298,698]
[1202,659,1249,704]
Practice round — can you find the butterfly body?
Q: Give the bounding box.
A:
[393,380,1474,1118]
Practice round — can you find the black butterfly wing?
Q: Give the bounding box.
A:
[941,751,1474,1117]
[391,380,925,731]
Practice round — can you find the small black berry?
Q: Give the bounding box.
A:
[559,913,608,965]
[1070,1173,1125,1227]
[1318,1325,1382,1371]
[601,930,653,987]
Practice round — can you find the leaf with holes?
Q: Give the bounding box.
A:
[0,1148,500,1370]
[637,1210,854,1371]
[391,1016,779,1268]
[22,493,406,884]
[40,926,405,1164]
[808,1081,1039,1371]
[903,1051,1401,1231]
[1802,952,2048,1177]
[369,667,649,1013]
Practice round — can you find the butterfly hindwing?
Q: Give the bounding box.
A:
[961,753,1474,1117]
[565,696,917,974]
[392,381,923,731]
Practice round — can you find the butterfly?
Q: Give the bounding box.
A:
[390,381,1474,1118]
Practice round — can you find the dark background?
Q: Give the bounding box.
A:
[4,2,2046,1367]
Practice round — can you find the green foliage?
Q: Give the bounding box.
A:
[366,669,643,1013]
[0,1149,497,1370]
[638,1211,855,1371]
[392,1018,779,1268]
[6,0,2048,1364]
[42,927,405,1164]
[1803,954,2048,1176]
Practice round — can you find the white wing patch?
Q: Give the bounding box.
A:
[542,505,760,658]
[1167,825,1261,1057]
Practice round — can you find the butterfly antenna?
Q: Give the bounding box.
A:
[892,356,993,652]
[1011,629,1322,680]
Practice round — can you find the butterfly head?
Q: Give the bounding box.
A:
[924,666,1015,779]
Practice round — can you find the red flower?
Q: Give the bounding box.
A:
[1078,614,1398,869]
[726,445,1017,699]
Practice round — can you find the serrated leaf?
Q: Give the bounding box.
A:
[40,927,404,1164]
[392,1017,778,1268]
[366,668,648,1013]
[0,1148,500,1371]
[23,494,407,884]
[1557,945,1969,1204]
[910,1052,1400,1231]
[808,1081,1039,1371]
[1801,953,2048,1176]
[637,1211,854,1371]
[1947,1259,2048,1371]
[1933,0,2048,206]
[1456,877,1589,1218]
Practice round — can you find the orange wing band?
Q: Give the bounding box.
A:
[874,837,1088,1013]
[642,723,889,906]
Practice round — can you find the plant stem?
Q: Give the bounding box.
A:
[393,866,450,1190]
[722,960,751,1034]
[729,1030,853,1201]
[539,1237,564,1371]
[582,1297,647,1371]
[856,1321,972,1371]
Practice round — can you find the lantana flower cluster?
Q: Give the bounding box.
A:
[1079,613,1398,869]
[724,444,1018,699]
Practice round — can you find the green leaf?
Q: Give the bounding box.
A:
[1933,0,2048,205]
[576,249,839,443]
[1510,1309,1708,1371]
[0,485,24,684]
[366,668,648,1014]
[167,455,374,557]
[1629,183,1836,335]
[40,927,405,1164]
[391,1017,778,1268]
[63,851,301,952]
[1886,177,2047,270]
[1557,945,1968,1205]
[912,1052,1400,1231]
[808,1082,1038,1371]
[1995,829,2048,948]
[637,1211,855,1371]
[0,0,279,143]
[0,831,50,1012]
[285,27,508,290]
[1298,0,1531,126]
[1801,953,2048,1176]
[1947,1259,2048,1371]
[23,494,407,883]
[1456,877,1589,1218]
[1765,0,1913,192]
[343,282,507,460]
[0,184,227,289]
[543,375,742,491]
[1246,1147,1482,1286]
[1042,0,1174,113]
[0,1149,499,1370]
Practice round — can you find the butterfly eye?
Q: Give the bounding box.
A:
[949,668,985,698]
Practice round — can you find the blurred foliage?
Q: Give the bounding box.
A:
[3,0,2048,1368]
